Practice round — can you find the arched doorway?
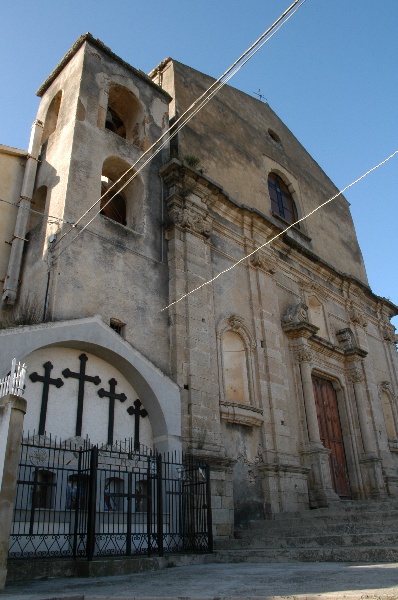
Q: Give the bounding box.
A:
[312,375,351,498]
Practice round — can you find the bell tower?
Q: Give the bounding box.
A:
[15,34,171,372]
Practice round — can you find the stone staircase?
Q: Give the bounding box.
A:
[215,499,398,563]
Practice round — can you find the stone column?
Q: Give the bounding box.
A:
[349,364,387,499]
[296,347,321,445]
[296,346,340,508]
[0,394,27,590]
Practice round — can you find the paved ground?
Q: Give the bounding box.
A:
[2,562,398,600]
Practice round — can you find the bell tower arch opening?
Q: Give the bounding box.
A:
[105,84,144,148]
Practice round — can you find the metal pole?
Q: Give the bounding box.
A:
[126,472,132,556]
[146,457,152,557]
[205,464,213,553]
[86,446,98,560]
[157,453,163,557]
[72,448,83,559]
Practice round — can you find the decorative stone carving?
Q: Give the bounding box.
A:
[282,302,309,327]
[380,381,391,392]
[167,206,212,238]
[380,320,396,343]
[227,315,256,350]
[29,448,48,466]
[349,306,368,328]
[295,346,313,363]
[228,315,244,331]
[298,280,328,302]
[336,328,356,351]
[349,364,364,383]
[250,251,277,274]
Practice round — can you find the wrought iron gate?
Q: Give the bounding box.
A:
[9,435,212,560]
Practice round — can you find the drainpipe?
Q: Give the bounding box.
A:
[2,119,43,305]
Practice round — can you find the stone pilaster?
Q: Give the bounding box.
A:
[349,363,387,499]
[163,162,222,457]
[205,456,235,538]
[0,394,27,590]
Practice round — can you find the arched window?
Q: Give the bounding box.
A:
[105,84,143,147]
[308,295,328,339]
[100,176,127,225]
[101,157,143,230]
[41,91,62,145]
[104,477,124,511]
[105,106,126,139]
[67,474,89,510]
[381,389,397,440]
[268,172,298,226]
[222,331,250,404]
[32,469,56,509]
[135,479,147,512]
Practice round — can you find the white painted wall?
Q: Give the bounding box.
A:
[23,347,153,448]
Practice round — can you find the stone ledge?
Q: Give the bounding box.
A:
[220,401,263,427]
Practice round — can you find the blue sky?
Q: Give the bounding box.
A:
[1,1,397,326]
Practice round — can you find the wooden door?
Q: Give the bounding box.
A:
[312,375,351,498]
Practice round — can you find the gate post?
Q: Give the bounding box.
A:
[205,465,213,553]
[0,394,27,590]
[86,446,98,561]
[157,454,163,557]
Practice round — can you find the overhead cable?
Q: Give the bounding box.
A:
[161,150,398,311]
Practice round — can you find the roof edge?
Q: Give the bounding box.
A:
[36,33,171,100]
[0,144,28,158]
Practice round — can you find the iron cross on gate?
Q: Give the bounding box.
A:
[62,354,101,437]
[29,361,64,435]
[98,378,127,446]
[127,399,148,450]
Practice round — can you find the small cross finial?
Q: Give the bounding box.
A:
[253,89,267,102]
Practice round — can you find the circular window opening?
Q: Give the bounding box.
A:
[268,129,281,144]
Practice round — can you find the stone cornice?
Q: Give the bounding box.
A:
[219,401,264,427]
[258,462,310,475]
[282,322,319,340]
[37,33,171,99]
[160,159,398,319]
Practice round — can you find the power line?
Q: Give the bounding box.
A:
[49,0,306,262]
[0,196,71,225]
[161,150,398,312]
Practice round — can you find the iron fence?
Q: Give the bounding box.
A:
[9,434,212,560]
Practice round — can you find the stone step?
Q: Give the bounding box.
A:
[247,510,398,530]
[269,500,398,521]
[215,545,398,563]
[216,530,398,550]
[239,519,398,537]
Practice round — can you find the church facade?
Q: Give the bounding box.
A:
[1,33,398,538]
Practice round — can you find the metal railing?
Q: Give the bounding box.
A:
[0,358,26,399]
[9,434,212,560]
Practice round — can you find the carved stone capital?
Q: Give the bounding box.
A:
[295,346,313,364]
[349,364,364,383]
[250,251,277,274]
[167,206,212,238]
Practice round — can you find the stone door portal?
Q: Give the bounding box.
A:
[312,375,351,498]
